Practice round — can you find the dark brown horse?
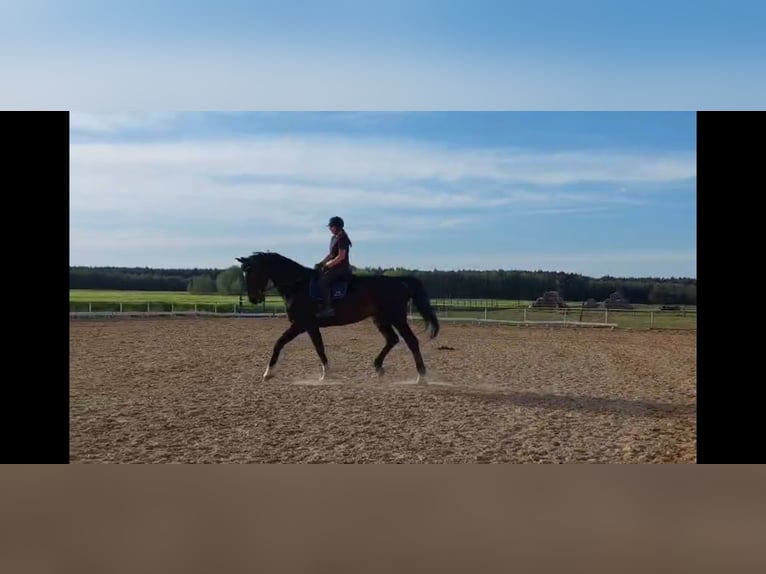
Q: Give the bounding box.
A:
[236,252,440,383]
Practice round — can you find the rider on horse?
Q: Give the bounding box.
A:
[315,216,353,318]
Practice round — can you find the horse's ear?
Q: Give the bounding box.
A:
[235,257,244,263]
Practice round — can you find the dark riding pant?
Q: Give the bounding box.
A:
[318,266,350,309]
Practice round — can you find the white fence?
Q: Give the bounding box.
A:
[69,310,278,318]
[425,304,695,330]
[69,311,618,328]
[68,308,619,328]
[71,302,259,314]
[69,301,695,329]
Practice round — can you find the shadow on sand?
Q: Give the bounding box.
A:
[431,386,695,418]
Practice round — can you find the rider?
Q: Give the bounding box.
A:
[315,216,352,318]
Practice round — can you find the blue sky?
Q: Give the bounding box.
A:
[2,1,764,109]
[70,112,696,278]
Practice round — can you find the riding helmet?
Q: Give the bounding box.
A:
[327,216,344,228]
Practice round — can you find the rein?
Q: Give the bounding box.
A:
[269,269,315,298]
[241,264,315,305]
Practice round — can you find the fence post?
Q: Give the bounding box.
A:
[194,303,198,313]
[120,302,123,313]
[171,303,174,314]
[147,302,150,313]
[605,308,608,324]
[88,302,92,313]
[484,306,487,320]
[650,311,654,329]
[523,308,527,322]
[214,303,217,313]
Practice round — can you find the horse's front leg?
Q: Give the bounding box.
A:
[306,327,329,381]
[262,323,304,382]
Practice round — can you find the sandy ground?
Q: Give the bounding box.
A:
[69,317,696,463]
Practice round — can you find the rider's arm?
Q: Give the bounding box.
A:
[326,249,347,268]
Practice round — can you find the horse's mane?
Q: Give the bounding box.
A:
[243,251,311,272]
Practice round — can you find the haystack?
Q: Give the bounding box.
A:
[531,290,568,308]
[603,291,633,309]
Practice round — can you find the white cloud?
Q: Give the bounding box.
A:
[69,111,181,133]
[518,206,612,215]
[70,137,696,186]
[3,39,763,110]
[69,228,393,251]
[69,132,695,274]
[69,136,694,230]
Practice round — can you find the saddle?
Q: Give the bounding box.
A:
[308,276,351,300]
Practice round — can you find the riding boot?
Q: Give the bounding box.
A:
[316,289,335,317]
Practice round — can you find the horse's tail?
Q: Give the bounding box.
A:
[402,277,440,339]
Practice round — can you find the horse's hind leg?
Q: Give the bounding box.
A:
[372,318,399,378]
[263,323,304,382]
[306,327,330,381]
[392,319,427,384]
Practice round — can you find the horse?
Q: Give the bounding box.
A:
[235,251,440,384]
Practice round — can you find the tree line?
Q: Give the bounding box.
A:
[70,265,696,305]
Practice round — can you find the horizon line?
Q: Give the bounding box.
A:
[69,263,696,282]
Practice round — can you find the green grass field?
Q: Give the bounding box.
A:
[69,290,526,306]
[69,289,284,305]
[69,290,696,329]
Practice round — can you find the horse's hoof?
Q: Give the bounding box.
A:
[416,374,427,385]
[375,367,385,378]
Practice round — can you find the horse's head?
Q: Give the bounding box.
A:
[236,252,273,304]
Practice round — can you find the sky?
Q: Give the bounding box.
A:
[10,0,745,278]
[70,112,696,278]
[2,1,765,109]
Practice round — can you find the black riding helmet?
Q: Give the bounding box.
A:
[327,216,344,228]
